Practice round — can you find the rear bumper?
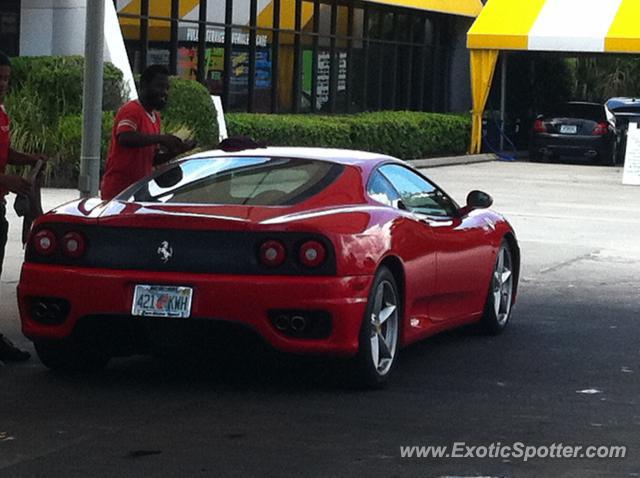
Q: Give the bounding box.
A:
[531,134,612,158]
[18,264,373,357]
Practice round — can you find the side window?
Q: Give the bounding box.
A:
[367,171,401,207]
[379,164,456,217]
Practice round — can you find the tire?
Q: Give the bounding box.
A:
[528,150,542,162]
[35,340,109,372]
[597,148,616,166]
[480,240,515,335]
[352,266,401,388]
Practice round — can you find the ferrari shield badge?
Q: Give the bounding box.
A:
[157,241,173,263]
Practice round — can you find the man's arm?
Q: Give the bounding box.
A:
[154,139,197,166]
[0,173,31,196]
[117,131,185,151]
[7,148,45,167]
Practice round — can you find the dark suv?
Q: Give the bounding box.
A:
[530,102,617,165]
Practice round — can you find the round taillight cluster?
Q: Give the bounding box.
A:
[298,240,326,268]
[62,232,86,258]
[259,240,286,267]
[31,229,87,258]
[33,230,57,256]
[258,239,327,269]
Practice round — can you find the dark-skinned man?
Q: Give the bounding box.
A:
[0,51,49,362]
[100,65,196,200]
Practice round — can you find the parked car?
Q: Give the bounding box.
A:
[530,101,618,165]
[606,97,640,164]
[18,147,520,387]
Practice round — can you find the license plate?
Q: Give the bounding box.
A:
[132,285,193,318]
[560,125,578,134]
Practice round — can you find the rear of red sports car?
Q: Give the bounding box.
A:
[18,152,386,372]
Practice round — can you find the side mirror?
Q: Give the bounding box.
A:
[460,190,493,215]
[392,199,408,211]
[467,190,493,209]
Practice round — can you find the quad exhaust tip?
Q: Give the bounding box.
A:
[268,310,332,339]
[290,315,307,332]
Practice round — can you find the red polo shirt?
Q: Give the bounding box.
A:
[101,100,161,200]
[0,104,10,203]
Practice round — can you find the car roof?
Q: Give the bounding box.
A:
[185,147,402,168]
[564,101,602,106]
[606,97,640,111]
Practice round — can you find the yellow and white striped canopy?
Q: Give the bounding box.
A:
[369,0,483,17]
[468,0,640,53]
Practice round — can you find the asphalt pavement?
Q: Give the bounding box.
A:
[1,160,639,477]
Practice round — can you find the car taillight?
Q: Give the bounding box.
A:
[259,240,286,267]
[592,122,608,135]
[298,240,326,268]
[62,232,87,258]
[33,229,57,256]
[533,119,547,133]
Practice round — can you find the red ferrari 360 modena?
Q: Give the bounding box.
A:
[18,147,519,387]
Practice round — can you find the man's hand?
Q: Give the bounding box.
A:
[181,139,198,153]
[30,154,49,165]
[8,149,50,167]
[158,134,186,154]
[0,174,32,196]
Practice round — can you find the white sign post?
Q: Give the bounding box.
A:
[211,96,228,143]
[622,122,640,186]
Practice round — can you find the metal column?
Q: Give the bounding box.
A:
[79,0,105,197]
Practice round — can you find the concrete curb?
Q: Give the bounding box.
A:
[407,153,497,168]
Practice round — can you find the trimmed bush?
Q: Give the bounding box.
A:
[9,56,127,122]
[348,111,470,158]
[227,113,352,149]
[226,111,471,160]
[163,77,218,149]
[53,112,115,186]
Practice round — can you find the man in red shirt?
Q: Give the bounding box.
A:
[101,65,195,200]
[0,51,48,362]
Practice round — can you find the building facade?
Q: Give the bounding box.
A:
[4,0,481,114]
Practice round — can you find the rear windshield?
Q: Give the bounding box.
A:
[548,103,606,121]
[120,156,344,206]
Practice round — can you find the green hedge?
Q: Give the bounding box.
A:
[9,56,127,122]
[163,77,218,148]
[226,113,352,149]
[52,112,115,186]
[226,111,471,159]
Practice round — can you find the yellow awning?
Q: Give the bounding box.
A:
[367,0,483,17]
[468,0,640,53]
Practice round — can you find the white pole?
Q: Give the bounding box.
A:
[79,0,106,197]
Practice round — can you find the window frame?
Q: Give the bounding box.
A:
[367,162,460,218]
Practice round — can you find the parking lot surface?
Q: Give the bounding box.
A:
[1,161,638,477]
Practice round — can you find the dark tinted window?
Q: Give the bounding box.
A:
[549,103,606,121]
[121,157,344,205]
[379,164,457,217]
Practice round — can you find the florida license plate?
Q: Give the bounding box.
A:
[132,285,193,318]
[560,124,578,134]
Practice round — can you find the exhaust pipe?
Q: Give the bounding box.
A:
[290,315,307,332]
[33,302,49,321]
[274,315,290,331]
